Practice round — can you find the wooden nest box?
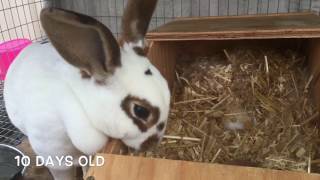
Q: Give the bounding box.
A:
[86,13,320,180]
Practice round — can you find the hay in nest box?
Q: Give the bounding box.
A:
[145,47,320,173]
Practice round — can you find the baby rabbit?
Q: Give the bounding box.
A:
[4,0,170,179]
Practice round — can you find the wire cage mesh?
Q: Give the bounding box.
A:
[55,0,317,38]
[0,81,23,146]
[0,0,319,146]
[0,0,57,42]
[0,0,319,41]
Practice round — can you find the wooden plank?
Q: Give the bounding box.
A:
[147,41,177,90]
[85,154,320,180]
[308,38,320,106]
[146,13,320,41]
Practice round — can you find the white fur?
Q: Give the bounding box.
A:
[4,42,170,179]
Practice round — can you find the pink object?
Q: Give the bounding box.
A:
[0,39,32,80]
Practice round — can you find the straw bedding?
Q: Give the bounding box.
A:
[145,47,320,173]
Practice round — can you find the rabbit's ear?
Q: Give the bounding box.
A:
[121,0,158,46]
[40,8,120,81]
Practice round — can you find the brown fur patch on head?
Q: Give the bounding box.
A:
[121,95,160,132]
[140,134,159,151]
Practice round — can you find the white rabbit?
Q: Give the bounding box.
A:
[4,0,170,179]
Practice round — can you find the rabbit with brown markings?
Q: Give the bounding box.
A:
[4,0,170,179]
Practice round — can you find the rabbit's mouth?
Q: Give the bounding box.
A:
[139,134,160,152]
[120,134,161,153]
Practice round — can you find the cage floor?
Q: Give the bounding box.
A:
[0,81,24,146]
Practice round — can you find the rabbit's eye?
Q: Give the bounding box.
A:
[121,95,160,132]
[134,104,150,120]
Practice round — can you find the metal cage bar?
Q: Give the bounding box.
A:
[52,0,317,38]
